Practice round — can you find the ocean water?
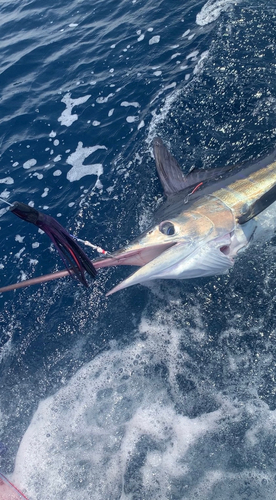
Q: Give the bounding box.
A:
[1,0,276,498]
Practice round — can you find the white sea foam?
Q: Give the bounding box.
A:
[171,52,181,60]
[193,51,209,74]
[0,177,14,184]
[147,84,180,144]
[15,235,25,243]
[138,120,145,130]
[15,247,25,259]
[186,50,199,60]
[12,304,276,500]
[126,116,139,123]
[58,93,91,127]
[196,0,239,26]
[148,44,210,145]
[29,259,38,266]
[33,172,43,180]
[23,159,37,170]
[149,35,160,45]
[96,94,114,104]
[41,188,49,198]
[10,316,199,498]
[66,142,106,182]
[0,189,10,199]
[182,29,191,37]
[121,101,140,108]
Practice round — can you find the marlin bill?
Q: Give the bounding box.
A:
[1,137,276,295]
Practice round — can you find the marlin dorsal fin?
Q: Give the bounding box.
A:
[153,137,234,198]
[153,137,188,196]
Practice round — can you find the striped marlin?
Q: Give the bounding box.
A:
[1,137,276,295]
[102,138,276,294]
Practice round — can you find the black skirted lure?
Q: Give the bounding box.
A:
[11,202,97,287]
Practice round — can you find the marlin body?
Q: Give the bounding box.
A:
[1,138,276,295]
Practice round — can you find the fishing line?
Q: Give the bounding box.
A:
[71,236,111,257]
[0,197,13,207]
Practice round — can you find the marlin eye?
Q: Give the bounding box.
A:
[159,221,175,236]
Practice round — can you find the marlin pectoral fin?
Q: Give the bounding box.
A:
[176,244,234,279]
[11,202,97,287]
[238,184,276,224]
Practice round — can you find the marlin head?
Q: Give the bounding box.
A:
[105,199,237,295]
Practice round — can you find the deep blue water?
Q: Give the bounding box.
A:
[1,0,276,499]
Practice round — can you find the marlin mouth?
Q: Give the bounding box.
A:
[94,241,177,270]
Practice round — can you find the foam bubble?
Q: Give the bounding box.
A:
[138,120,145,130]
[58,93,91,127]
[171,52,181,60]
[196,0,240,26]
[121,101,140,108]
[33,172,44,180]
[23,159,37,170]
[66,142,106,182]
[15,247,25,259]
[186,50,199,60]
[149,35,160,45]
[0,189,10,199]
[126,116,139,123]
[15,235,25,243]
[0,177,14,184]
[96,94,114,104]
[193,51,209,74]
